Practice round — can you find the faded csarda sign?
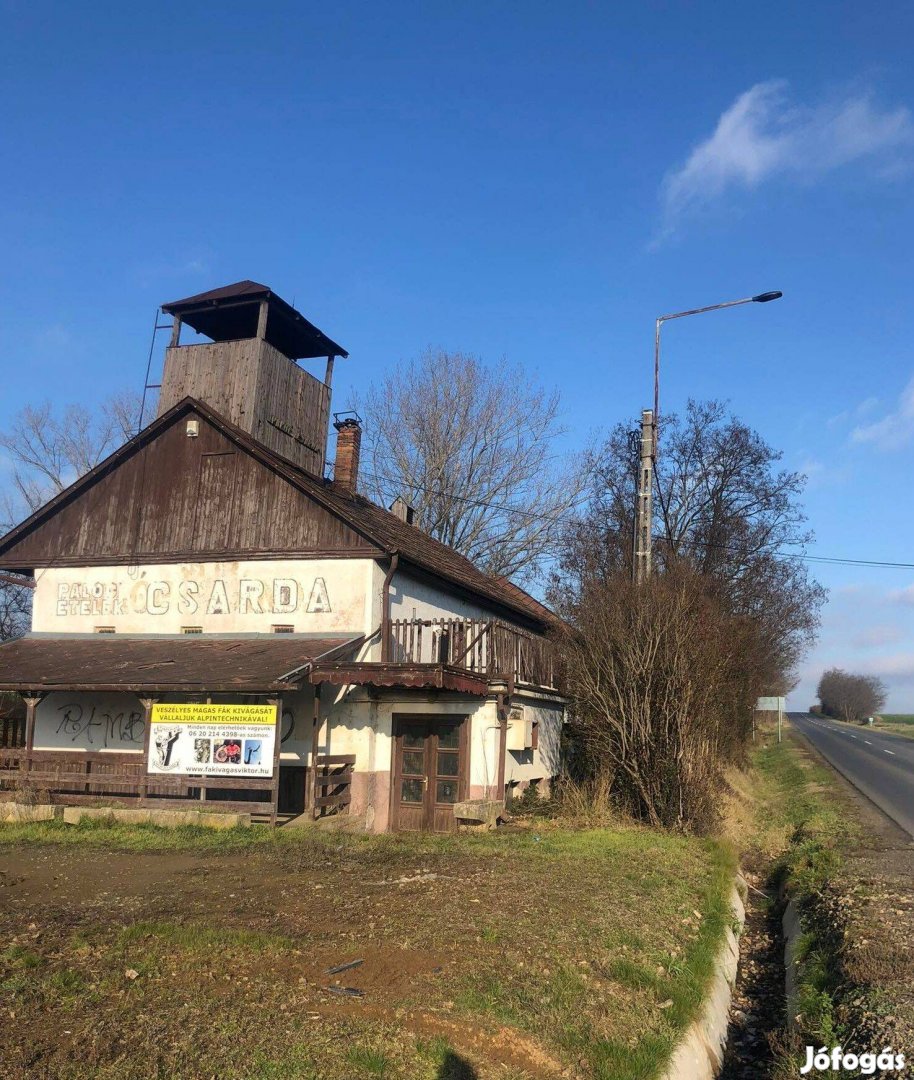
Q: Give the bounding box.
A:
[31,559,373,634]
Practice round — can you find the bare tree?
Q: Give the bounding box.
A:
[356,350,587,582]
[817,668,887,722]
[555,399,825,690]
[0,579,30,642]
[0,390,142,529]
[0,390,142,642]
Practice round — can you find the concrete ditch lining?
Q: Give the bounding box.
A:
[659,873,748,1080]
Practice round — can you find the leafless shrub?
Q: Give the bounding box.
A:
[556,567,763,832]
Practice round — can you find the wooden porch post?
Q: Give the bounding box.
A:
[496,679,514,801]
[269,695,282,827]
[22,693,44,777]
[256,300,269,340]
[496,709,508,801]
[138,697,158,803]
[308,684,322,820]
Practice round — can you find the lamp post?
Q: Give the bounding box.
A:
[634,290,782,584]
[653,290,782,434]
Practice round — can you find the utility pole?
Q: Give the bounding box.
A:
[633,408,654,584]
[642,289,782,582]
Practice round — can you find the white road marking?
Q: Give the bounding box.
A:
[864,740,873,745]
[850,735,858,739]
[884,749,896,756]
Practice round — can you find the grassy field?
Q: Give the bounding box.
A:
[873,714,914,738]
[0,818,736,1080]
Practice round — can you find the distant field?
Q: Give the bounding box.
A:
[872,715,914,739]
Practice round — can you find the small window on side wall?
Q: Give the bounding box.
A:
[272,625,295,634]
[182,626,203,635]
[95,626,115,634]
[531,720,539,751]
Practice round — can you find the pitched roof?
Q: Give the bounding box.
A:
[0,635,356,693]
[162,279,348,361]
[0,397,557,630]
[202,407,557,627]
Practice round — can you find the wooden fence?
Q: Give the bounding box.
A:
[0,749,276,814]
[312,753,355,819]
[0,747,357,822]
[387,618,555,688]
[0,716,25,750]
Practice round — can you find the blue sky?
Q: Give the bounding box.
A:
[2,2,914,709]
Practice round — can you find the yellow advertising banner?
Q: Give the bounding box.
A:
[150,703,276,726]
[148,702,278,777]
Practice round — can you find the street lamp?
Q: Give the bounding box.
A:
[634,290,782,584]
[653,290,782,430]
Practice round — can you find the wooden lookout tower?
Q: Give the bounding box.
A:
[157,280,348,476]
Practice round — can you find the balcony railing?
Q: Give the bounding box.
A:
[387,618,556,689]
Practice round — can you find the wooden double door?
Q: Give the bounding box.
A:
[391,715,469,831]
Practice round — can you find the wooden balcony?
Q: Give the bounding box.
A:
[386,618,556,689]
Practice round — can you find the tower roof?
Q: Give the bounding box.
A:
[162,279,348,360]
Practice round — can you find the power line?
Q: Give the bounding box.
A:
[359,466,914,572]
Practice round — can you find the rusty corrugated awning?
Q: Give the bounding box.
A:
[0,635,357,693]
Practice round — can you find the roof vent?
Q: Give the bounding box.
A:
[390,496,416,525]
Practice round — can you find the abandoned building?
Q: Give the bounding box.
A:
[0,281,565,830]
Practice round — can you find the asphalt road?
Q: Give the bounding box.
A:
[789,712,914,837]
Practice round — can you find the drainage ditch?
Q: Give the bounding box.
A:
[719,860,789,1079]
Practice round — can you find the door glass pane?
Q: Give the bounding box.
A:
[437,724,460,749]
[401,778,424,803]
[402,750,425,775]
[436,779,459,803]
[436,750,459,776]
[402,729,426,748]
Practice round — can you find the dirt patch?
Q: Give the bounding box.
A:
[0,824,733,1079]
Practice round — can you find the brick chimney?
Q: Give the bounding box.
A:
[333,417,361,494]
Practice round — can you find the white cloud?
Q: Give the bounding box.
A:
[796,456,851,489]
[826,396,880,429]
[890,584,914,607]
[798,457,825,477]
[33,325,72,353]
[858,652,914,685]
[851,624,907,648]
[851,375,914,450]
[658,80,913,233]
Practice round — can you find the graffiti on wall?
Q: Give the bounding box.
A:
[34,693,146,752]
